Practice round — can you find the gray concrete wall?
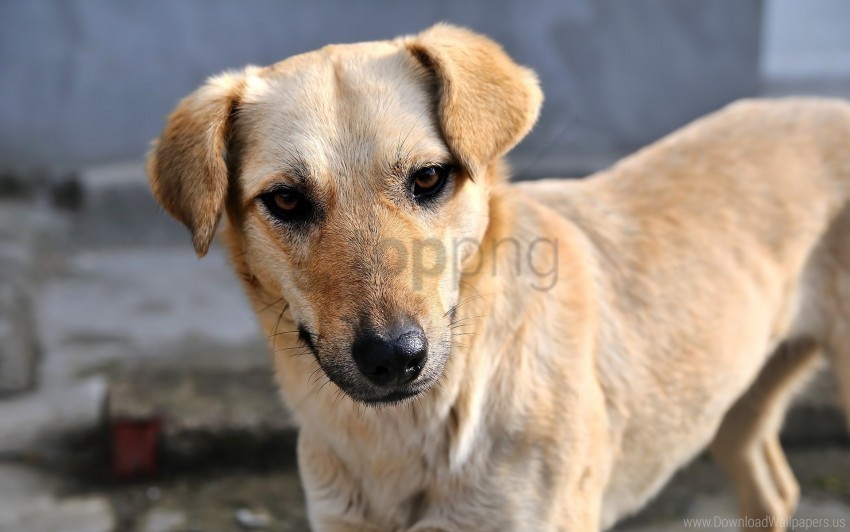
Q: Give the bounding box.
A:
[1,1,763,176]
[763,0,850,80]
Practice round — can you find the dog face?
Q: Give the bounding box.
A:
[148,25,542,404]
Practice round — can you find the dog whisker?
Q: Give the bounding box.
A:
[445,293,486,317]
[270,303,290,353]
[332,387,346,409]
[449,314,491,332]
[315,375,332,398]
[257,297,286,314]
[308,366,326,386]
[395,109,428,162]
[267,329,301,340]
[272,344,309,353]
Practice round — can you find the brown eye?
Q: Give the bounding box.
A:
[272,191,298,211]
[260,187,312,224]
[415,167,440,190]
[411,165,451,201]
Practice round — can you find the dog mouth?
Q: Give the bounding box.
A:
[297,323,442,405]
[368,376,437,404]
[326,366,438,406]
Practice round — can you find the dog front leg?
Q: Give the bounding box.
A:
[552,445,609,529]
[548,393,611,531]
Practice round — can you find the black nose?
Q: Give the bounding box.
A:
[351,325,428,387]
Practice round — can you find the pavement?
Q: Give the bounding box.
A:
[0,446,848,531]
[0,463,114,532]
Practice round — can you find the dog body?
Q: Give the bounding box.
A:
[519,100,850,527]
[148,25,850,531]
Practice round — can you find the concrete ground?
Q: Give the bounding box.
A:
[1,447,848,531]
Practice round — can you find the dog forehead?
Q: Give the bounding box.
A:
[237,42,446,197]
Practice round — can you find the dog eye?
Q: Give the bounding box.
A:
[411,165,450,201]
[272,190,299,211]
[259,188,311,223]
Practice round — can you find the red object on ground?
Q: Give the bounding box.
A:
[111,418,161,479]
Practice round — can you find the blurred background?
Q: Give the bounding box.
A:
[1,1,849,531]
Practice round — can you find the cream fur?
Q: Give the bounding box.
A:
[148,24,850,532]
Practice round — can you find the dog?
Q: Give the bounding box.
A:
[147,23,850,531]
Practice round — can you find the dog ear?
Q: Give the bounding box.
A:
[147,71,246,257]
[406,24,543,177]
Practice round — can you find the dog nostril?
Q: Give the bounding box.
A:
[396,331,426,359]
[351,324,428,388]
[396,330,427,385]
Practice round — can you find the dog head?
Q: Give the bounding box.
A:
[148,24,542,404]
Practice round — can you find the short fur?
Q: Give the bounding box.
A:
[148,24,850,531]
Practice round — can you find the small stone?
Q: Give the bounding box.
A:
[234,507,273,529]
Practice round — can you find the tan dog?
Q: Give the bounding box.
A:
[147,24,850,531]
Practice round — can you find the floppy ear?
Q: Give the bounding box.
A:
[147,71,245,257]
[406,24,543,177]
